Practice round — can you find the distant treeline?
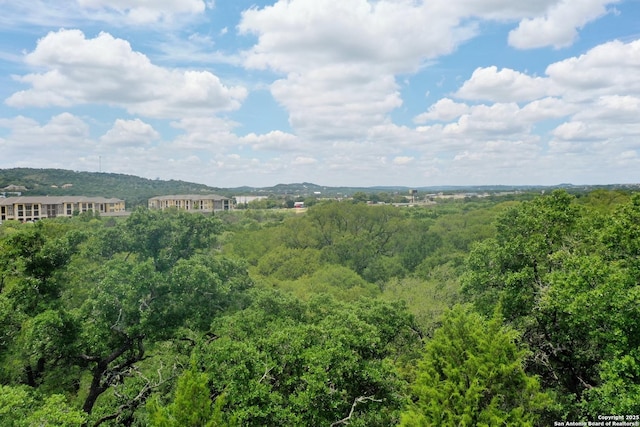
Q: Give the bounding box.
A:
[3,167,638,209]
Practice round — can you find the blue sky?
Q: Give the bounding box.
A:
[1,0,640,187]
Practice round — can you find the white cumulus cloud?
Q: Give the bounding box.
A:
[393,156,414,165]
[546,39,640,100]
[6,29,247,119]
[100,118,160,147]
[241,130,299,152]
[76,0,206,24]
[0,113,90,147]
[239,0,477,141]
[414,98,471,123]
[292,156,318,165]
[455,66,558,103]
[508,0,620,49]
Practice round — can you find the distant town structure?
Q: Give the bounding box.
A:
[0,196,126,222]
[235,195,268,205]
[148,194,232,212]
[3,184,28,192]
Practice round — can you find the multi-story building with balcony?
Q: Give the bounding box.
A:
[148,194,232,212]
[0,196,125,222]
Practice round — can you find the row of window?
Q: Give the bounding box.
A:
[152,200,227,210]
[1,203,123,221]
[16,204,40,217]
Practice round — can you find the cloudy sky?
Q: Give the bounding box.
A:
[1,0,639,187]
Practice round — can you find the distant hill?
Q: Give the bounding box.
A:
[0,168,225,207]
[0,171,406,205]
[2,168,638,208]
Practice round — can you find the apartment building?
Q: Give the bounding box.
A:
[148,194,232,212]
[0,196,125,222]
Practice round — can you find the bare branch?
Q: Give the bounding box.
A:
[92,365,178,427]
[330,396,383,427]
[577,375,594,390]
[110,308,123,332]
[79,354,102,362]
[258,365,274,384]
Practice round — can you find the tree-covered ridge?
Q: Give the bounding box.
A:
[0,189,639,425]
[4,167,638,209]
[0,168,224,207]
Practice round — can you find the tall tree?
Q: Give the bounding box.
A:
[399,306,548,426]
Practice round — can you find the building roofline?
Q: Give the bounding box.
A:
[0,196,124,205]
[148,194,229,201]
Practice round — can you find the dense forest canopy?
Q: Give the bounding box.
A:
[0,188,639,426]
